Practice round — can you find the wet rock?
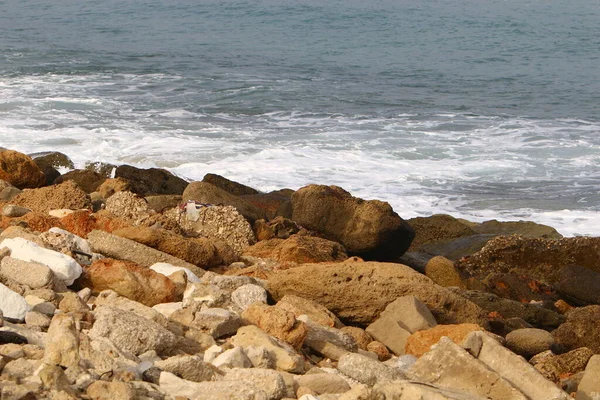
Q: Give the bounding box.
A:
[115,164,188,196]
[268,261,488,326]
[505,328,556,358]
[0,331,28,345]
[291,184,414,260]
[243,234,347,264]
[405,323,485,357]
[11,181,91,214]
[552,305,600,353]
[203,173,259,196]
[54,169,105,193]
[0,149,45,189]
[483,273,557,303]
[242,303,308,349]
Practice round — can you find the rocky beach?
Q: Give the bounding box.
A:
[0,147,598,400]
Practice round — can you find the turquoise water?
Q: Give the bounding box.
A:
[1,0,599,235]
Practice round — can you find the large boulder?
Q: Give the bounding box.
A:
[552,305,600,353]
[267,261,488,326]
[54,169,105,193]
[0,150,45,189]
[202,173,259,196]
[114,164,188,196]
[470,219,562,239]
[30,151,73,187]
[11,181,91,214]
[243,234,347,264]
[555,265,600,305]
[291,185,414,260]
[407,214,476,250]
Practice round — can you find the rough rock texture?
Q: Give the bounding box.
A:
[576,354,600,400]
[243,235,348,264]
[242,303,308,349]
[425,256,466,288]
[81,258,181,307]
[154,354,219,382]
[412,234,496,261]
[407,214,476,250]
[104,191,152,224]
[0,282,30,320]
[203,173,259,196]
[183,181,266,222]
[31,151,73,186]
[159,371,268,400]
[505,328,555,358]
[59,210,129,239]
[532,347,594,383]
[97,178,132,199]
[374,380,492,400]
[456,235,600,283]
[405,324,485,357]
[114,164,188,196]
[43,314,80,368]
[337,352,404,386]
[253,217,300,241]
[552,305,600,353]
[0,150,45,189]
[54,169,105,193]
[268,261,488,326]
[470,219,562,239]
[0,257,55,290]
[276,295,343,329]
[242,191,293,220]
[483,273,557,304]
[291,185,415,260]
[555,265,600,305]
[11,181,91,214]
[144,194,182,212]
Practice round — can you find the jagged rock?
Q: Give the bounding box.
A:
[104,191,152,223]
[115,165,188,196]
[192,308,242,339]
[241,191,293,220]
[483,273,557,303]
[291,184,414,260]
[243,234,347,264]
[298,315,357,352]
[11,181,91,214]
[30,151,74,186]
[532,347,594,383]
[337,352,404,386]
[268,261,488,326]
[231,284,268,311]
[552,305,600,353]
[54,169,105,193]
[203,173,259,196]
[43,314,80,368]
[405,324,485,357]
[0,150,45,189]
[276,295,343,329]
[505,328,556,358]
[242,303,307,349]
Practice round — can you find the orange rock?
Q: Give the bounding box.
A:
[243,234,347,264]
[81,258,180,306]
[0,150,45,189]
[59,210,130,238]
[11,181,91,214]
[241,303,308,349]
[18,212,61,233]
[405,323,485,357]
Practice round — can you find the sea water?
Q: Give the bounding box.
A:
[0,0,599,236]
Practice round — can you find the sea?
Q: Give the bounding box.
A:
[1,0,599,236]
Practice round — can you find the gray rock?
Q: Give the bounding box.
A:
[232,284,268,311]
[192,308,242,339]
[245,346,275,369]
[556,265,600,305]
[505,328,556,358]
[337,352,404,386]
[576,354,600,400]
[298,315,358,352]
[294,373,351,395]
[155,354,219,382]
[24,311,51,330]
[0,186,22,202]
[159,371,268,400]
[2,204,31,217]
[223,368,287,400]
[374,380,491,400]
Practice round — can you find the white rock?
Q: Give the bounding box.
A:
[203,345,224,363]
[160,371,268,400]
[48,227,92,254]
[152,302,183,319]
[212,347,252,369]
[0,282,30,320]
[231,284,268,311]
[150,262,201,283]
[48,209,74,218]
[0,237,82,285]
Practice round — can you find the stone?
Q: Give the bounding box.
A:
[25,294,56,315]
[87,229,199,271]
[552,305,600,353]
[155,354,219,382]
[11,181,91,214]
[337,352,404,386]
[144,194,182,212]
[340,326,372,350]
[0,257,55,289]
[0,150,45,189]
[231,284,268,311]
[268,261,488,326]
[291,184,414,260]
[425,256,466,288]
[0,237,82,285]
[413,234,496,262]
[295,373,351,395]
[506,328,556,358]
[405,324,485,357]
[368,341,392,361]
[24,311,51,330]
[242,191,294,220]
[365,318,412,356]
[0,186,22,202]
[2,357,37,380]
[245,346,275,369]
[150,262,201,283]
[374,380,493,400]
[298,315,357,352]
[82,258,180,307]
[97,177,133,199]
[0,331,28,345]
[85,161,116,177]
[407,214,476,250]
[223,368,287,400]
[483,273,557,304]
[471,219,562,239]
[463,331,570,400]
[44,314,80,368]
[276,295,343,329]
[114,164,188,196]
[212,346,253,368]
[203,173,259,196]
[253,217,300,241]
[159,371,268,400]
[0,282,30,320]
[54,169,105,193]
[30,153,68,186]
[58,292,90,313]
[576,354,600,400]
[2,205,31,218]
[192,308,242,338]
[242,303,308,349]
[103,191,152,223]
[86,381,136,400]
[243,235,348,264]
[89,306,177,356]
[556,265,600,305]
[183,181,266,222]
[231,325,305,373]
[533,347,595,383]
[29,151,74,170]
[40,226,92,256]
[58,210,125,238]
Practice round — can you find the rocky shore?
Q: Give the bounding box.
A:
[0,148,598,400]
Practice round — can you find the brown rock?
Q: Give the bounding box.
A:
[340,326,372,350]
[97,177,132,199]
[253,217,300,241]
[471,219,562,239]
[276,294,343,328]
[241,191,292,220]
[532,347,594,383]
[11,181,91,214]
[556,265,600,305]
[54,169,105,193]
[144,194,182,212]
[484,273,557,303]
[552,305,600,353]
[367,340,391,361]
[202,173,259,196]
[505,328,556,358]
[291,184,414,260]
[267,261,488,327]
[407,214,475,250]
[31,151,73,187]
[0,150,45,189]
[58,210,129,238]
[115,164,188,196]
[14,212,61,233]
[81,258,181,307]
[242,303,308,349]
[243,234,347,264]
[425,256,465,288]
[405,323,485,357]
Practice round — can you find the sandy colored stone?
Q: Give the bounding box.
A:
[243,303,308,349]
[11,181,91,214]
[505,328,555,358]
[340,326,372,350]
[0,150,45,189]
[405,323,485,357]
[276,294,343,329]
[97,177,132,199]
[243,235,347,264]
[43,314,80,368]
[552,305,600,353]
[425,255,466,288]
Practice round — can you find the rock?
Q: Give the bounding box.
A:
[243,235,348,264]
[0,331,28,345]
[245,346,275,369]
[0,150,45,189]
[54,169,105,193]
[368,341,392,361]
[1,357,37,380]
[58,292,90,314]
[471,219,562,239]
[58,210,125,239]
[340,327,372,350]
[410,336,528,400]
[276,295,343,329]
[415,234,496,261]
[405,324,485,357]
[223,368,287,400]
[87,230,200,271]
[267,261,488,326]
[113,226,224,271]
[532,347,594,383]
[231,284,268,311]
[556,265,600,305]
[463,331,570,400]
[253,217,300,241]
[3,211,61,233]
[144,194,181,212]
[103,191,152,223]
[576,354,600,400]
[291,184,414,260]
[89,306,177,356]
[86,381,135,400]
[241,191,293,220]
[183,181,266,223]
[24,311,51,330]
[11,181,91,214]
[298,315,357,352]
[150,262,201,283]
[114,165,188,196]
[366,295,437,356]
[29,151,74,170]
[231,325,305,373]
[203,173,259,196]
[552,305,600,353]
[242,303,308,349]
[483,273,557,303]
[159,371,268,400]
[85,161,116,177]
[0,282,30,320]
[0,257,55,290]
[374,380,491,400]
[97,177,132,199]
[168,204,256,255]
[407,214,476,250]
[155,354,219,382]
[43,314,80,368]
[192,308,243,339]
[505,328,556,358]
[425,256,466,288]
[294,373,351,395]
[37,363,76,394]
[337,352,404,386]
[81,258,180,307]
[457,235,600,283]
[2,205,32,218]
